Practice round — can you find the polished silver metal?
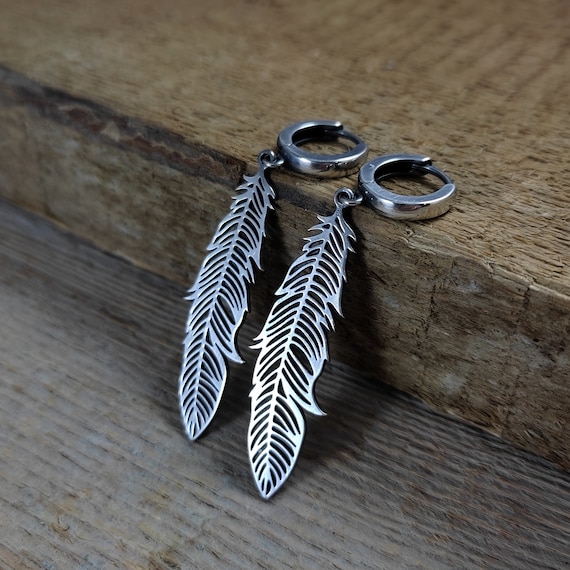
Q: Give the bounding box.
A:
[277,120,369,177]
[248,187,357,499]
[358,154,456,221]
[179,121,367,443]
[179,151,280,441]
[248,153,456,499]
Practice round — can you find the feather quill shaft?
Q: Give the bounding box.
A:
[248,198,356,498]
[179,164,275,441]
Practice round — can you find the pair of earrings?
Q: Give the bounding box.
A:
[178,120,456,499]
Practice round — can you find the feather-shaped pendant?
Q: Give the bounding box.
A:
[179,153,280,441]
[248,188,361,498]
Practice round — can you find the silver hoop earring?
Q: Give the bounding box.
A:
[247,153,456,499]
[179,120,368,441]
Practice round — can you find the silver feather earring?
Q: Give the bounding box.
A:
[179,120,368,441]
[247,153,456,499]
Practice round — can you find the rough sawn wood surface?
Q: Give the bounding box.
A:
[0,1,569,469]
[1,199,569,568]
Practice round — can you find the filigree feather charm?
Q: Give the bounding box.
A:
[179,152,281,441]
[248,188,361,498]
[177,121,368,444]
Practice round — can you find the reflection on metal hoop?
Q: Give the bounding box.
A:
[358,154,456,221]
[277,120,368,178]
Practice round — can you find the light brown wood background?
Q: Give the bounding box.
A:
[0,1,569,564]
[2,0,569,468]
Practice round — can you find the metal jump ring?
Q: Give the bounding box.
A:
[358,154,456,221]
[277,120,369,178]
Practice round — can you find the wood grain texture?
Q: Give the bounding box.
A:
[1,199,569,568]
[0,0,569,467]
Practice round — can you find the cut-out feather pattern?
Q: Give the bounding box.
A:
[179,166,275,441]
[248,198,356,498]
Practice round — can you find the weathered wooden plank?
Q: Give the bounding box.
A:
[0,0,569,468]
[1,199,569,567]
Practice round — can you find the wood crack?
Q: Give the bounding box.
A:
[0,64,245,187]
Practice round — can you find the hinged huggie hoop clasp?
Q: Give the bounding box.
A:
[358,154,456,221]
[277,120,368,178]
